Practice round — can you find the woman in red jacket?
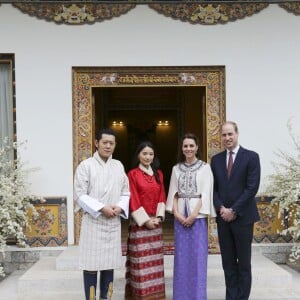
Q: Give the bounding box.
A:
[125,141,166,300]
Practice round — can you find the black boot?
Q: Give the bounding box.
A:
[83,270,97,300]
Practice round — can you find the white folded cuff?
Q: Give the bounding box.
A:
[156,202,166,221]
[131,207,150,226]
[117,195,130,219]
[77,194,103,218]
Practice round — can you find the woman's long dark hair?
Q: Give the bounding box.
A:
[178,133,200,163]
[132,141,160,183]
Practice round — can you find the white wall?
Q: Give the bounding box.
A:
[1,4,300,244]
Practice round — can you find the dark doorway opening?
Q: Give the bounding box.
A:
[93,85,206,243]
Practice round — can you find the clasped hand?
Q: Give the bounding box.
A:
[220,206,236,222]
[145,217,161,229]
[100,205,122,218]
[174,212,197,227]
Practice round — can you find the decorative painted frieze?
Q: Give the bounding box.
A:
[12,3,136,24]
[4,2,300,25]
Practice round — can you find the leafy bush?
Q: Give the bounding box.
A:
[0,139,38,276]
[265,120,300,262]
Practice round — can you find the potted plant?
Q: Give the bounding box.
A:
[265,120,300,269]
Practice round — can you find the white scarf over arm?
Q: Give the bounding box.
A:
[74,152,130,219]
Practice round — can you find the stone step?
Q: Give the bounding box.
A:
[209,288,300,300]
[55,245,278,270]
[17,245,299,300]
[55,246,292,288]
[18,254,293,294]
[15,290,300,300]
[57,245,204,271]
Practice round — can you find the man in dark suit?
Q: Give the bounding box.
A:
[211,121,261,300]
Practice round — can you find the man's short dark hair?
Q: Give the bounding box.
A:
[95,128,116,141]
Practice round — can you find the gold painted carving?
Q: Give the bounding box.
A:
[118,75,179,85]
[54,4,95,24]
[149,3,268,25]
[191,4,229,24]
[279,2,300,15]
[13,3,136,24]
[8,2,300,25]
[72,66,226,245]
[72,67,225,166]
[6,2,300,25]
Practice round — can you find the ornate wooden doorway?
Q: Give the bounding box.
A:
[72,66,226,253]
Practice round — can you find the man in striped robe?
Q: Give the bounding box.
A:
[74,128,130,300]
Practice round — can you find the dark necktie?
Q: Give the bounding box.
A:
[227,151,233,177]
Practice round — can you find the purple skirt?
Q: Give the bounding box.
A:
[173,218,208,300]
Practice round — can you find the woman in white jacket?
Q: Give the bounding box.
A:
[166,133,216,300]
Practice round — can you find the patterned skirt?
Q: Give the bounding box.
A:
[125,224,166,300]
[173,218,208,300]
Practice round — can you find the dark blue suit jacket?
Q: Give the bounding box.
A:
[211,146,260,225]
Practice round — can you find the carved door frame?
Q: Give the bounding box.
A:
[72,66,226,251]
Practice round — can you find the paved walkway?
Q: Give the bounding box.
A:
[1,249,300,299]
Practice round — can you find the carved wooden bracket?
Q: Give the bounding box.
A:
[149,3,269,25]
[279,2,300,15]
[12,3,136,25]
[7,2,300,25]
